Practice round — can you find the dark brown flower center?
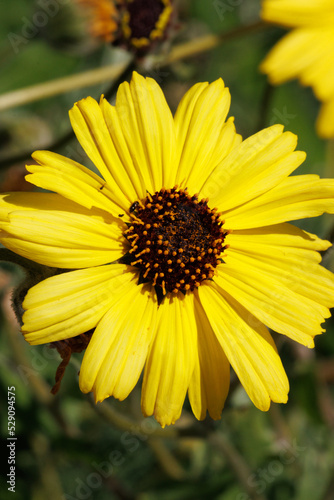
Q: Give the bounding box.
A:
[126,0,165,39]
[120,0,173,50]
[124,187,229,301]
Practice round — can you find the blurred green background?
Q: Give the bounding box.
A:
[1,1,334,499]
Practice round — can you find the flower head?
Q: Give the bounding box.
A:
[76,0,174,54]
[76,0,120,43]
[120,0,173,52]
[260,0,334,138]
[1,72,334,426]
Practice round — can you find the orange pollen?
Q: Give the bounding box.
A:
[123,186,228,303]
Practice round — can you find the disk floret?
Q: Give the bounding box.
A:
[124,187,229,296]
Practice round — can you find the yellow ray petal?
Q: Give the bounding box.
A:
[0,192,89,222]
[260,28,334,96]
[173,82,208,158]
[114,72,177,192]
[261,0,334,27]
[174,79,234,192]
[227,222,331,252]
[260,29,320,84]
[70,95,141,209]
[195,117,242,196]
[317,98,334,138]
[22,264,135,344]
[99,97,148,200]
[216,252,331,347]
[70,97,122,188]
[1,209,126,268]
[226,224,334,308]
[26,151,129,219]
[298,32,334,101]
[188,293,230,421]
[201,125,305,211]
[223,175,334,229]
[141,292,197,427]
[199,283,289,410]
[79,282,157,402]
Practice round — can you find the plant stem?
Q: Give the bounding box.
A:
[160,20,266,66]
[0,59,136,170]
[209,432,267,500]
[88,395,178,438]
[148,438,188,480]
[0,21,266,112]
[30,433,65,500]
[0,58,132,111]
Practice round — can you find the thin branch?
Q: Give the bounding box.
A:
[30,433,65,500]
[87,394,178,438]
[0,22,267,171]
[0,58,132,111]
[159,20,266,67]
[256,80,274,132]
[209,432,267,500]
[0,58,136,170]
[321,475,334,500]
[148,438,188,480]
[268,403,292,444]
[2,291,78,437]
[0,21,267,114]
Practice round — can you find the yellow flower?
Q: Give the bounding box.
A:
[76,0,120,43]
[260,0,334,138]
[120,0,173,51]
[76,0,174,54]
[1,72,334,427]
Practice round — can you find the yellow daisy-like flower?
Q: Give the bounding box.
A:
[76,0,120,43]
[120,0,173,51]
[260,0,334,138]
[1,72,334,427]
[76,0,174,54]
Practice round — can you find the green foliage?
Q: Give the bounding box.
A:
[1,1,334,499]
